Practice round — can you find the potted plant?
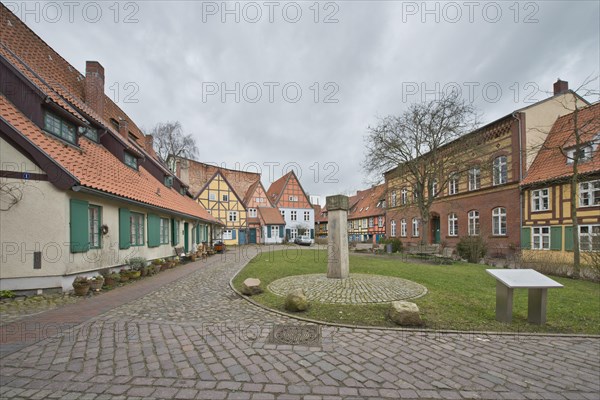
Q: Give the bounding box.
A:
[72,276,90,296]
[119,269,130,282]
[129,269,141,279]
[104,273,120,287]
[89,276,104,292]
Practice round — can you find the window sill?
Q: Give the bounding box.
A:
[531,209,551,213]
[490,235,509,239]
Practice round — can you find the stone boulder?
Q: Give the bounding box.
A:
[388,301,422,326]
[241,278,263,296]
[284,288,309,312]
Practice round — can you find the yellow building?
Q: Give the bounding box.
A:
[521,102,599,274]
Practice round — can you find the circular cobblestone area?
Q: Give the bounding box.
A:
[267,273,427,304]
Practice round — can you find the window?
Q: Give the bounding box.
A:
[400,219,407,237]
[532,188,550,211]
[493,156,508,185]
[124,152,137,169]
[223,230,233,240]
[160,218,169,244]
[304,211,310,221]
[248,208,257,218]
[130,212,144,246]
[44,111,76,143]
[377,217,383,227]
[413,187,419,202]
[358,219,362,228]
[88,205,101,248]
[391,220,397,237]
[256,197,264,203]
[289,195,298,202]
[448,174,459,195]
[468,210,480,236]
[222,194,229,202]
[281,210,285,217]
[412,218,420,237]
[580,225,600,251]
[209,192,216,201]
[271,226,279,237]
[228,211,238,222]
[431,179,438,197]
[291,211,297,221]
[164,176,174,188]
[290,228,298,239]
[492,207,507,236]
[400,188,407,205]
[391,190,397,207]
[468,167,480,191]
[83,126,98,142]
[448,213,458,237]
[363,218,368,228]
[532,227,550,250]
[567,146,593,163]
[579,180,600,207]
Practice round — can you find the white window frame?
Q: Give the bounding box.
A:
[401,188,407,205]
[209,192,216,201]
[391,190,397,207]
[228,211,238,222]
[412,218,420,237]
[248,208,257,218]
[288,195,298,202]
[431,179,438,197]
[468,210,480,236]
[391,220,397,237]
[531,188,550,211]
[304,211,310,221]
[579,225,600,252]
[448,213,458,237]
[222,194,229,202]
[468,167,480,191]
[579,180,600,207]
[378,216,383,228]
[291,210,297,221]
[493,156,508,185]
[271,225,279,238]
[400,219,407,237]
[369,217,374,228]
[492,207,507,236]
[448,174,459,195]
[567,146,593,164]
[532,226,550,250]
[222,229,233,240]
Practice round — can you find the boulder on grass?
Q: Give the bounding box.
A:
[284,288,309,312]
[388,301,423,326]
[241,278,263,296]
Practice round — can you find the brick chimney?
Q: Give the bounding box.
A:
[144,134,154,152]
[118,118,129,138]
[84,61,105,117]
[553,79,569,95]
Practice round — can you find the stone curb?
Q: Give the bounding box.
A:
[229,253,600,339]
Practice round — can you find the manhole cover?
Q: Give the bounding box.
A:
[268,325,321,346]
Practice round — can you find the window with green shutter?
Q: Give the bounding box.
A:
[130,212,145,246]
[119,208,131,249]
[147,214,160,248]
[160,218,169,244]
[520,227,531,250]
[88,205,102,249]
[550,226,562,251]
[565,226,574,251]
[172,219,179,245]
[70,199,89,253]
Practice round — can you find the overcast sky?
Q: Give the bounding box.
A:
[7,0,599,204]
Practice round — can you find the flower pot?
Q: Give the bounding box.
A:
[89,278,104,292]
[140,266,148,277]
[129,270,141,279]
[104,276,117,287]
[120,274,130,282]
[73,284,90,296]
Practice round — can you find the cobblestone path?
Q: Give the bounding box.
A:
[1,246,598,399]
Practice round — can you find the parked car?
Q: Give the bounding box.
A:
[294,235,313,246]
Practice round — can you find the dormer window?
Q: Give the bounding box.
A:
[567,146,593,164]
[124,152,138,169]
[164,176,174,187]
[179,187,186,195]
[44,111,76,144]
[83,126,98,142]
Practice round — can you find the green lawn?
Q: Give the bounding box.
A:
[232,249,600,334]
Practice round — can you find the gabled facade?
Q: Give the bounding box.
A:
[384,80,585,256]
[267,171,315,241]
[314,205,328,238]
[0,5,220,292]
[520,102,600,269]
[244,180,275,244]
[258,207,286,244]
[347,184,386,243]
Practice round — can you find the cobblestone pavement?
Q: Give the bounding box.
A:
[1,247,599,399]
[268,274,427,304]
[0,294,81,325]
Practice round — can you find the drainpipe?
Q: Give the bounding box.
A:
[512,111,524,255]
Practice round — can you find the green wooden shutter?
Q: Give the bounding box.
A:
[69,199,89,253]
[550,226,562,251]
[119,208,131,249]
[280,226,285,238]
[232,229,237,240]
[286,229,291,239]
[310,229,314,239]
[520,227,531,250]
[267,226,272,238]
[205,226,209,242]
[147,214,160,247]
[565,226,574,251]
[171,219,179,245]
[195,225,200,244]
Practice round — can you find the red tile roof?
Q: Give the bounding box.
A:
[522,102,600,186]
[258,207,285,225]
[1,96,220,224]
[266,172,291,204]
[348,184,386,220]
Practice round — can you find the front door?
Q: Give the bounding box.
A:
[239,230,246,245]
[249,228,257,244]
[432,217,441,244]
[184,222,189,253]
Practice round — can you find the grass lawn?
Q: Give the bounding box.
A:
[232,249,600,334]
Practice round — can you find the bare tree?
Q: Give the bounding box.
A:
[149,121,199,162]
[363,91,479,244]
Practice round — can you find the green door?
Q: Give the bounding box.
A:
[184,222,189,253]
[249,229,257,244]
[433,217,441,244]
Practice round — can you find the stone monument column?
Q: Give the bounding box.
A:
[326,195,349,279]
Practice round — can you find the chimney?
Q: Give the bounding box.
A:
[144,134,154,152]
[553,79,569,95]
[118,118,129,138]
[84,61,105,117]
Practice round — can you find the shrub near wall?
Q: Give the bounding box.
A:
[379,238,403,253]
[521,250,600,282]
[456,236,487,263]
